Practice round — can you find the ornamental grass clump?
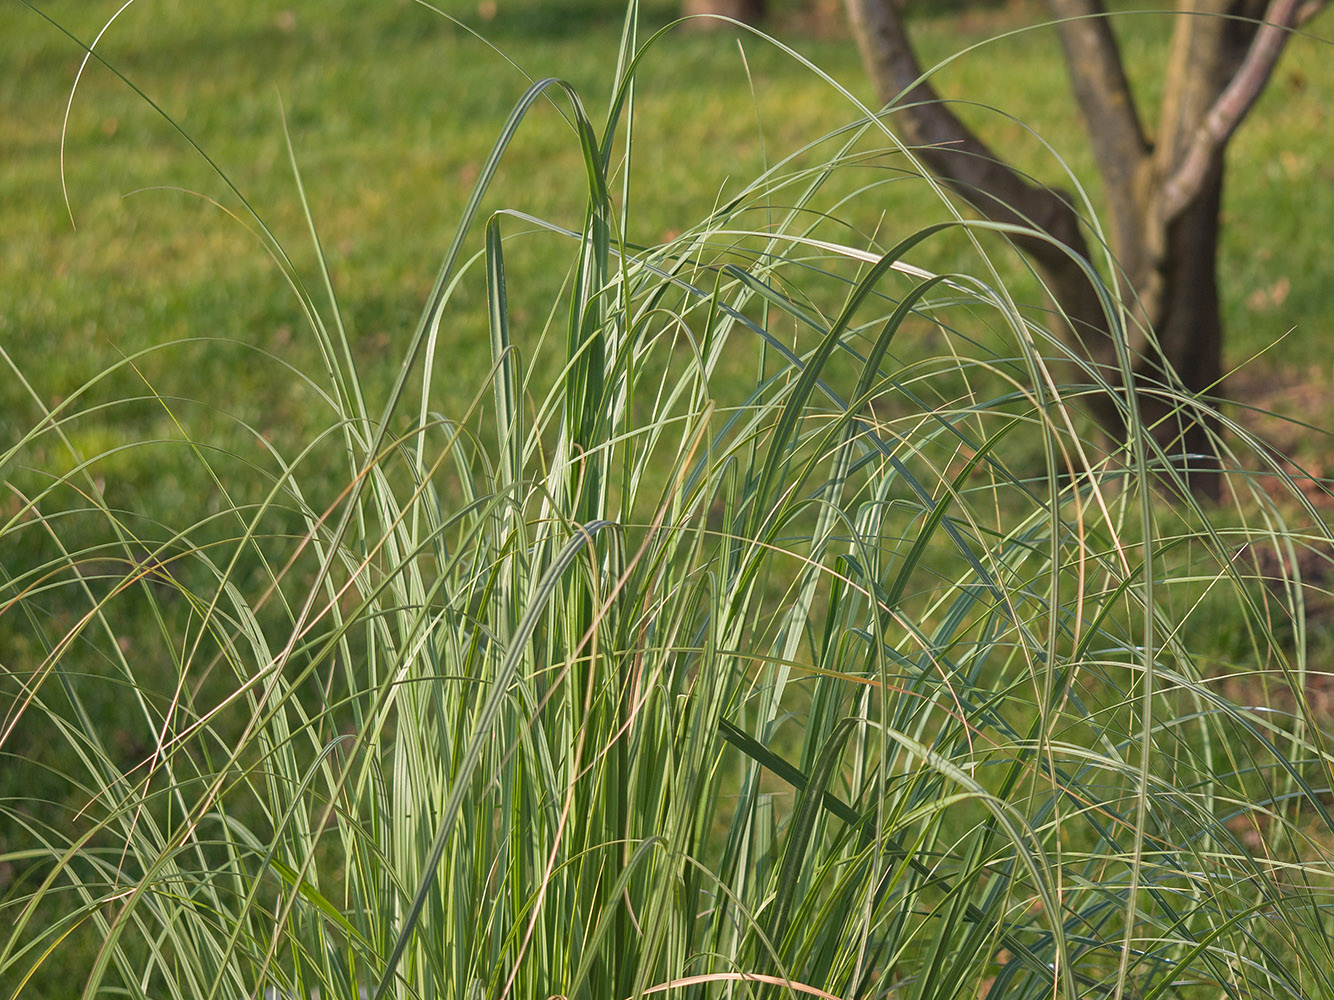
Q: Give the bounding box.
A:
[3,5,1333,999]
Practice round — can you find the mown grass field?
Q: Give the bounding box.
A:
[5,0,1330,429]
[3,2,1332,997]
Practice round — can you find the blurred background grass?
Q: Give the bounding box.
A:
[4,0,1329,447]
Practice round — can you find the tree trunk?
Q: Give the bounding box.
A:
[1121,2,1259,498]
[841,0,1325,500]
[681,0,766,28]
[1134,161,1226,497]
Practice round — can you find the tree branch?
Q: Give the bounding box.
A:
[1295,0,1330,26]
[1159,0,1307,221]
[842,0,1089,270]
[842,0,1120,364]
[1045,0,1152,251]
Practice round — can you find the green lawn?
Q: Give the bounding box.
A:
[3,2,1333,996]
[4,2,1330,498]
[4,1,1330,419]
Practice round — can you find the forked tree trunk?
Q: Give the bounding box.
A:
[843,0,1327,500]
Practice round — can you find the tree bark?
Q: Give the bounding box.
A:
[1135,160,1225,492]
[681,0,766,29]
[842,0,1326,499]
